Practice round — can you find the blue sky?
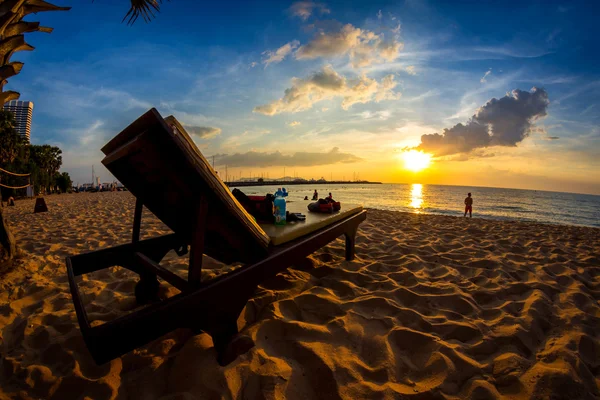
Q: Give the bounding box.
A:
[7,0,600,194]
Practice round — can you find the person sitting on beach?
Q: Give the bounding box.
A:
[312,190,318,200]
[7,196,15,206]
[326,192,333,202]
[464,193,473,218]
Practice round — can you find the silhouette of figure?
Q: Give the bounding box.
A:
[464,193,473,218]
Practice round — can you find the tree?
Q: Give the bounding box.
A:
[0,111,21,168]
[30,145,62,194]
[55,172,72,193]
[0,111,20,261]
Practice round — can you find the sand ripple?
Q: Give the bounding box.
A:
[0,193,599,399]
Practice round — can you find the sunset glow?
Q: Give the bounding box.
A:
[401,151,432,172]
[3,1,597,196]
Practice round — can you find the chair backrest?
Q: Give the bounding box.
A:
[101,108,270,262]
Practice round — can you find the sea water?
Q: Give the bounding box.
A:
[231,183,600,228]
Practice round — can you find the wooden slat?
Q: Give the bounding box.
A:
[132,198,143,244]
[101,109,270,257]
[188,196,208,287]
[134,252,189,291]
[101,109,158,155]
[101,134,145,167]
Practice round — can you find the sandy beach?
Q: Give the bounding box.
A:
[0,191,598,399]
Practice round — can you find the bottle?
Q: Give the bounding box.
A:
[273,189,286,226]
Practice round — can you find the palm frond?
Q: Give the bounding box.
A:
[123,0,163,25]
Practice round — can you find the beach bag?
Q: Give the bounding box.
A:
[232,188,274,223]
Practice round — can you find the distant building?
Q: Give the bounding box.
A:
[3,100,34,143]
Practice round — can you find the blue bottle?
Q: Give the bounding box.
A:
[274,189,286,225]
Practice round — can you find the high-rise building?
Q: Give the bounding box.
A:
[3,100,34,143]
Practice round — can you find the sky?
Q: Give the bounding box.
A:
[7,0,600,194]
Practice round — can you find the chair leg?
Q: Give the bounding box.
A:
[203,318,253,366]
[135,274,160,304]
[210,320,239,365]
[344,227,358,261]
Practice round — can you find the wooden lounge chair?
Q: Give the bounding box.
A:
[66,108,367,366]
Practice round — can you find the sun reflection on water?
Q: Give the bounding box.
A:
[410,183,423,211]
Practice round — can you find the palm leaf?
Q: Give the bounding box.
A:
[123,0,163,25]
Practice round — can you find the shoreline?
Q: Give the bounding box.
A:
[363,206,600,230]
[5,192,600,229]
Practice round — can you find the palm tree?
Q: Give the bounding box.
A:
[0,110,19,261]
[0,0,169,261]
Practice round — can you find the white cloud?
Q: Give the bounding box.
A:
[289,1,330,20]
[220,129,271,151]
[34,80,153,117]
[262,40,300,68]
[391,24,401,35]
[480,68,492,83]
[377,10,383,20]
[405,65,417,75]
[184,125,222,139]
[288,121,301,127]
[359,110,391,120]
[213,147,362,167]
[253,65,400,115]
[404,89,440,103]
[295,23,403,68]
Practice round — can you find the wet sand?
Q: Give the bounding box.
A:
[0,192,599,399]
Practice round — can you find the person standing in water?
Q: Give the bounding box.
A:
[464,193,473,218]
[312,189,318,200]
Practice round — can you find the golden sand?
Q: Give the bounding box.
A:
[0,192,599,399]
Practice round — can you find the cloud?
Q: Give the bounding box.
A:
[445,151,496,162]
[253,65,399,115]
[213,147,362,167]
[405,65,417,75]
[184,125,222,139]
[262,40,300,68]
[359,110,391,120]
[288,121,301,127]
[581,104,596,115]
[480,68,492,83]
[220,128,271,151]
[289,1,330,20]
[546,136,560,140]
[415,87,550,156]
[377,10,383,19]
[295,23,403,68]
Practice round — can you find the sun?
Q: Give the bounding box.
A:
[401,150,432,172]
